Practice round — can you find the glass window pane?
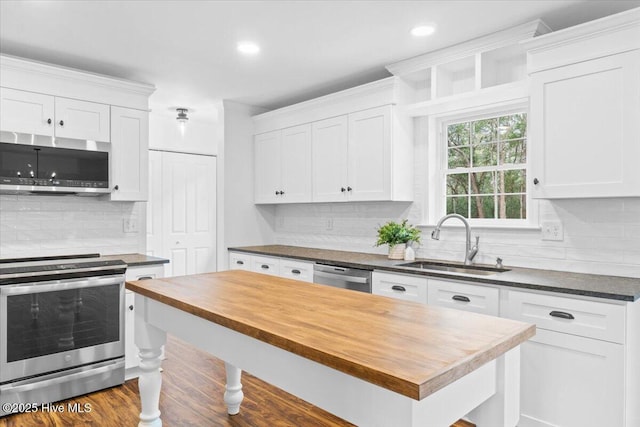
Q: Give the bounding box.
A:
[471,171,494,194]
[447,196,468,217]
[499,139,526,165]
[498,169,526,194]
[448,123,469,147]
[470,195,495,219]
[448,146,470,169]
[472,118,498,144]
[447,173,468,195]
[498,113,526,140]
[472,142,497,167]
[498,194,527,219]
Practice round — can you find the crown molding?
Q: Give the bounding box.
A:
[386,20,550,77]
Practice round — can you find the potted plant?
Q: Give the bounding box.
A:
[375,219,421,260]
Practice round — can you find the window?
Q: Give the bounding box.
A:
[445,112,527,220]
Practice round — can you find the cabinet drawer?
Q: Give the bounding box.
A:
[372,271,428,304]
[503,290,625,344]
[251,255,280,276]
[428,279,499,316]
[280,258,314,282]
[229,252,251,271]
[125,264,165,281]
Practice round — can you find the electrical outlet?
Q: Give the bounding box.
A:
[123,218,138,233]
[542,221,563,241]
[326,218,333,231]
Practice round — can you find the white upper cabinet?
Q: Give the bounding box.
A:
[54,97,110,141]
[254,124,312,204]
[523,9,640,199]
[0,88,55,136]
[347,106,392,201]
[529,50,640,198]
[311,115,349,202]
[253,77,413,204]
[110,106,149,201]
[0,87,110,141]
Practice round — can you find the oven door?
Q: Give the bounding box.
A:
[0,274,125,383]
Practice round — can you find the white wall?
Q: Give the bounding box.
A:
[149,105,219,156]
[217,100,275,269]
[272,118,640,278]
[0,195,143,257]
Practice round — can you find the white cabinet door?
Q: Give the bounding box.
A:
[372,271,428,304]
[279,257,314,282]
[251,255,280,276]
[254,130,282,203]
[312,115,349,202]
[427,278,499,316]
[55,97,110,141]
[110,106,149,201]
[228,251,251,271]
[518,328,624,427]
[530,50,640,198]
[347,106,392,201]
[0,87,55,136]
[280,124,312,203]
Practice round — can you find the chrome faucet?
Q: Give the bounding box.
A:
[431,213,479,265]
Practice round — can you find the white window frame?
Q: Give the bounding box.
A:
[426,100,538,228]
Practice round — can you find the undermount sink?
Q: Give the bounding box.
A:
[397,261,510,276]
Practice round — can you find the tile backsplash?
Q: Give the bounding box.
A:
[0,194,143,258]
[273,198,640,278]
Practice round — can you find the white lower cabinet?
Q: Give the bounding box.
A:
[228,251,314,283]
[372,271,428,304]
[503,289,631,427]
[517,328,624,427]
[125,264,165,380]
[427,278,499,316]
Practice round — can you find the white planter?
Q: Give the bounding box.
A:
[388,244,406,260]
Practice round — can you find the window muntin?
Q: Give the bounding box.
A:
[445,113,527,220]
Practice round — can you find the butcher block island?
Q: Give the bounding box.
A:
[126,270,535,427]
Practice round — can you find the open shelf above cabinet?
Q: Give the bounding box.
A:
[386,20,550,116]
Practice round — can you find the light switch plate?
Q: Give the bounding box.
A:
[123,218,138,233]
[542,221,563,241]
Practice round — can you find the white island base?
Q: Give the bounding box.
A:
[134,294,522,427]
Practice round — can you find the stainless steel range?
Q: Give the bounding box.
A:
[0,254,126,416]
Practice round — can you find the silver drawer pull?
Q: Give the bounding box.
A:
[391,285,406,292]
[452,295,470,303]
[549,310,574,320]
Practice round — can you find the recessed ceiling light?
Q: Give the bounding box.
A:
[237,41,260,55]
[411,25,435,37]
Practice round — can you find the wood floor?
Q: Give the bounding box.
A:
[1,336,474,427]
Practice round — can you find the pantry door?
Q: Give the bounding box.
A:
[147,150,217,276]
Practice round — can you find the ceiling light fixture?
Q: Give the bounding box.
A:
[411,25,435,37]
[176,108,189,124]
[237,41,260,55]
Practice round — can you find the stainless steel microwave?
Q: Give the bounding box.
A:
[0,131,110,195]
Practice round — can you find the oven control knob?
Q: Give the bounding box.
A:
[64,354,72,363]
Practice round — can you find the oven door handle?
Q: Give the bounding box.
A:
[1,275,124,296]
[313,270,369,284]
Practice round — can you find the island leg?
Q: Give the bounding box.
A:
[224,362,244,415]
[468,347,520,426]
[136,315,167,427]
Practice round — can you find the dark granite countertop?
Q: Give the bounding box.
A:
[229,245,640,302]
[103,253,169,268]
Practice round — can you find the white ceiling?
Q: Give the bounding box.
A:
[1,1,639,117]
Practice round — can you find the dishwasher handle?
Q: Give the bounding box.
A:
[313,270,369,284]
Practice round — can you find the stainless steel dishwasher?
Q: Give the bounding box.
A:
[313,264,372,293]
